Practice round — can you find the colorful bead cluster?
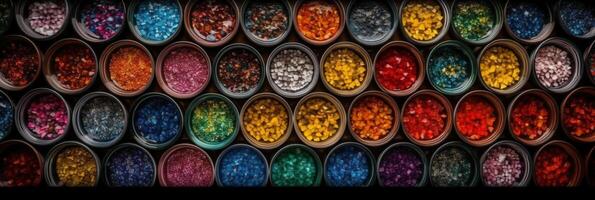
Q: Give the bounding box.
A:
[378,147,423,187]
[0,94,13,140]
[190,98,235,144]
[26,94,68,140]
[80,96,125,142]
[270,48,314,92]
[217,48,261,93]
[452,0,495,41]
[403,95,447,140]
[190,0,236,42]
[348,1,393,42]
[350,96,393,141]
[108,46,152,92]
[162,47,209,94]
[375,47,418,91]
[506,2,546,39]
[430,147,473,186]
[79,0,125,40]
[481,145,524,186]
[244,1,288,41]
[296,0,341,41]
[52,44,96,90]
[105,146,154,186]
[26,0,66,36]
[0,40,39,87]
[133,0,180,41]
[428,46,470,89]
[325,145,371,186]
[401,0,444,41]
[534,45,573,88]
[163,147,213,187]
[511,95,550,140]
[0,144,42,186]
[559,0,595,37]
[271,146,318,187]
[480,46,521,90]
[54,146,97,186]
[134,96,180,144]
[217,146,267,187]
[296,98,340,142]
[562,95,594,138]
[243,98,288,143]
[323,48,366,90]
[535,146,574,186]
[456,96,496,141]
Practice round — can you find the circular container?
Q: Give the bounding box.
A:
[324,142,376,187]
[453,90,505,147]
[185,93,239,151]
[477,39,530,95]
[507,89,558,146]
[215,143,269,187]
[72,91,127,148]
[503,0,555,44]
[585,40,595,86]
[99,39,155,97]
[400,90,452,147]
[347,91,399,147]
[0,89,15,141]
[0,139,44,187]
[398,0,450,46]
[44,141,101,187]
[429,141,479,187]
[533,140,583,186]
[71,0,126,43]
[266,42,319,99]
[184,0,239,47]
[131,92,183,150]
[560,87,595,143]
[43,38,98,95]
[530,37,583,94]
[156,41,211,99]
[240,93,292,150]
[345,0,398,46]
[293,92,346,149]
[376,142,428,187]
[15,0,70,40]
[479,140,532,187]
[293,0,345,46]
[0,35,42,91]
[269,144,323,187]
[212,43,265,99]
[0,0,14,36]
[103,143,157,187]
[320,41,373,97]
[240,0,292,46]
[15,88,70,146]
[157,143,215,187]
[449,0,502,45]
[127,0,183,46]
[587,146,595,186]
[373,41,425,96]
[426,40,477,95]
[555,0,595,40]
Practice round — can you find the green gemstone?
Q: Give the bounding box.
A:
[271,147,318,187]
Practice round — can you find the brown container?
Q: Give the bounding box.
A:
[533,140,583,186]
[560,87,595,143]
[477,39,530,95]
[401,90,452,147]
[293,0,345,46]
[155,41,211,99]
[184,0,239,47]
[293,92,346,149]
[157,143,215,187]
[507,89,557,146]
[453,90,505,147]
[99,39,155,97]
[347,91,399,147]
[320,41,373,97]
[398,0,450,46]
[240,93,292,150]
[0,35,42,91]
[373,41,425,96]
[43,38,98,95]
